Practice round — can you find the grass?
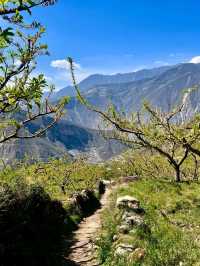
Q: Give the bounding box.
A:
[97,178,200,266]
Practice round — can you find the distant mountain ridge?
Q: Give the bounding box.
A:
[62,63,200,129]
[51,65,172,98]
[2,62,200,163]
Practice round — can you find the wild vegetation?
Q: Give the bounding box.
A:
[97,180,200,265]
[0,156,108,199]
[96,151,200,265]
[0,156,110,265]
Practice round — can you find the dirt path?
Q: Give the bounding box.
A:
[66,187,113,266]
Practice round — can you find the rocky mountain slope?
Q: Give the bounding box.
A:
[2,62,200,164]
[51,65,172,98]
[0,118,125,166]
[64,63,200,129]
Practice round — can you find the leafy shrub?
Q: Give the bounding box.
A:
[0,184,75,266]
[68,189,101,218]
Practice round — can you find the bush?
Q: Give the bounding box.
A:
[68,189,101,218]
[0,184,75,266]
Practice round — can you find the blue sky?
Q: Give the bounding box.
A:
[30,0,200,89]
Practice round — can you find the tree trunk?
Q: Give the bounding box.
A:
[175,166,181,182]
[192,154,198,181]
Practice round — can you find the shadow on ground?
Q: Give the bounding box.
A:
[63,259,80,266]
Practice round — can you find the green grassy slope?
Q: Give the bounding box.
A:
[97,179,200,266]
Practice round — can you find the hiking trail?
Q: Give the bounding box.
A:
[66,186,113,266]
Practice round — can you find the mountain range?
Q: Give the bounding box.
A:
[52,65,171,98]
[2,62,200,164]
[54,63,200,129]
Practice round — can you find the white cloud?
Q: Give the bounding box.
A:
[189,56,200,64]
[50,58,92,85]
[51,59,81,70]
[154,60,169,66]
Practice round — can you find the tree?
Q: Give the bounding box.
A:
[0,0,69,143]
[68,58,200,182]
[0,0,57,15]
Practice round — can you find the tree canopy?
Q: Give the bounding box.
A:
[0,0,69,143]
